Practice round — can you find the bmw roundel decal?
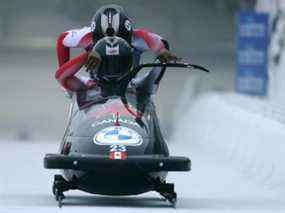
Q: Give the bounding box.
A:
[93,126,143,146]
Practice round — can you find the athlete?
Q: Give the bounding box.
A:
[55,4,180,94]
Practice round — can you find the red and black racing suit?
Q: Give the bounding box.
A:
[55,27,168,93]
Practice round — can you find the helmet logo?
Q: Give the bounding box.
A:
[106,45,119,55]
[124,20,132,31]
[91,21,96,31]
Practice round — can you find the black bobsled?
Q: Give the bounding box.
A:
[44,62,209,207]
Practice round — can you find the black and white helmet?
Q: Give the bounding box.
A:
[93,36,133,82]
[91,5,133,44]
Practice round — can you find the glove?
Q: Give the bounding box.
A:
[85,51,101,72]
[157,49,181,63]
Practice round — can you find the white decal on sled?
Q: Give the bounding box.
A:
[91,118,139,127]
[93,126,143,146]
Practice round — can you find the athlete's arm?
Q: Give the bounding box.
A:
[56,32,70,67]
[133,29,179,62]
[55,52,89,92]
[55,27,94,91]
[133,29,166,53]
[56,27,93,67]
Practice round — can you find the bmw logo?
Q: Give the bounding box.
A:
[93,126,142,146]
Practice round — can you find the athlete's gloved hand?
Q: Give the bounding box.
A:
[158,49,181,63]
[85,51,101,72]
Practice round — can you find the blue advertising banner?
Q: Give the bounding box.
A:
[236,11,269,96]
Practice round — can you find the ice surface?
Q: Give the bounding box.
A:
[0,139,284,212]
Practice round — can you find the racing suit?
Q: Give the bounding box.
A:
[55,27,169,93]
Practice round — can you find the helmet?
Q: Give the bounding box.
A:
[91,5,133,44]
[92,36,133,83]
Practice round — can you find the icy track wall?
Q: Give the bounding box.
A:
[171,92,285,195]
[170,1,285,195]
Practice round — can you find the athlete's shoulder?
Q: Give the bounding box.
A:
[133,28,148,37]
[61,26,93,48]
[133,28,162,39]
[133,28,151,33]
[132,28,164,52]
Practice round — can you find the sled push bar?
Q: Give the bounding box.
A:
[133,62,210,73]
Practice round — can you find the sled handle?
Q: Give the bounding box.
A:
[132,62,210,74]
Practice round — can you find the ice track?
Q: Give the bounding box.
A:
[1,141,284,213]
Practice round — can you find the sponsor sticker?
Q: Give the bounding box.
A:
[106,45,119,55]
[236,11,268,96]
[91,118,140,127]
[93,126,143,146]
